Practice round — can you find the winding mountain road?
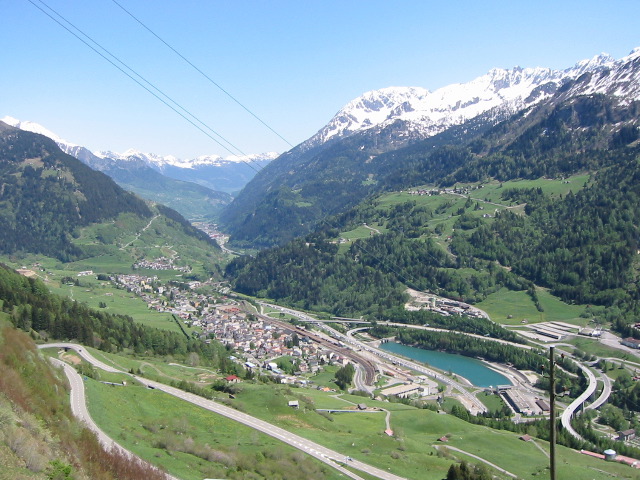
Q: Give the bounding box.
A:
[40,343,407,480]
[46,356,176,480]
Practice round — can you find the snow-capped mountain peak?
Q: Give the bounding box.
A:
[302,47,638,151]
[1,116,78,148]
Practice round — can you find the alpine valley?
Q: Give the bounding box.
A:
[1,116,277,221]
[2,47,640,480]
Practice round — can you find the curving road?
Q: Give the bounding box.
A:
[46,356,176,480]
[559,357,598,441]
[40,343,407,480]
[343,327,488,414]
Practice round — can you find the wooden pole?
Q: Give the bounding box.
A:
[549,345,556,480]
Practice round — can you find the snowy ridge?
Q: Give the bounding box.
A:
[94,149,279,169]
[0,116,277,170]
[303,48,638,150]
[561,48,640,101]
[1,116,78,148]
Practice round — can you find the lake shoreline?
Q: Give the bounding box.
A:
[379,341,513,388]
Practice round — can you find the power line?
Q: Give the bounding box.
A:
[109,0,295,149]
[29,1,447,288]
[26,0,264,173]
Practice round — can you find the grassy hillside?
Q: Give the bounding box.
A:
[0,321,168,480]
[0,122,224,278]
[74,351,640,480]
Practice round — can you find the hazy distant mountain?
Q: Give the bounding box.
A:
[94,149,277,194]
[221,47,640,247]
[0,117,277,219]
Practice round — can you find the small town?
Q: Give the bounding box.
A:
[111,268,351,382]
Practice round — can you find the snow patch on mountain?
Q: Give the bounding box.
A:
[303,48,637,150]
[1,116,278,171]
[94,149,278,170]
[1,116,78,148]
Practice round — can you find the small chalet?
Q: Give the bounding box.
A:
[225,375,241,383]
[618,429,636,441]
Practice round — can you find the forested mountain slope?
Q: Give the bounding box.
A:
[0,121,219,265]
[221,50,640,248]
[225,94,640,336]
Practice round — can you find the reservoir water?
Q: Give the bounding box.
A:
[379,341,511,388]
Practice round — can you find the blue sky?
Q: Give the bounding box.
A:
[2,0,640,159]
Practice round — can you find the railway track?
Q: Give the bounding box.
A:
[252,310,377,386]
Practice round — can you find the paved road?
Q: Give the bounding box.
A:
[46,356,176,480]
[559,358,597,441]
[41,343,407,480]
[41,342,122,373]
[590,368,612,410]
[343,327,488,414]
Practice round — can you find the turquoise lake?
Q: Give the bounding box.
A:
[379,342,511,388]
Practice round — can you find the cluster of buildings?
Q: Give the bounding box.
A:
[197,306,349,376]
[498,385,549,416]
[110,271,351,380]
[191,222,226,242]
[113,273,211,320]
[379,378,438,398]
[408,185,479,197]
[133,256,191,273]
[405,290,486,319]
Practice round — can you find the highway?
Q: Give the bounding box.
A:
[559,356,598,441]
[40,343,408,480]
[589,367,613,410]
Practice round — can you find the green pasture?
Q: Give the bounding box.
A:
[228,383,636,480]
[477,288,585,326]
[84,347,222,385]
[567,337,634,361]
[49,281,182,334]
[477,391,507,412]
[71,344,638,480]
[84,378,344,480]
[1,254,189,334]
[341,224,388,242]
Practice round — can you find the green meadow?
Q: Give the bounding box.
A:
[81,362,637,480]
[477,288,586,326]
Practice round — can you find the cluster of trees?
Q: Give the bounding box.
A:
[375,307,522,342]
[334,363,355,390]
[445,461,491,480]
[226,216,532,317]
[451,150,640,335]
[226,238,406,317]
[606,370,640,415]
[572,411,640,459]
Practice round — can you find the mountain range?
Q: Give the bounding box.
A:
[221,47,640,247]
[1,116,277,220]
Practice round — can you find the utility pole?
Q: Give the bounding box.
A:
[549,345,556,480]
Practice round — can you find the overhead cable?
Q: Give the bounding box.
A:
[27,0,264,173]
[109,0,294,150]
